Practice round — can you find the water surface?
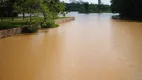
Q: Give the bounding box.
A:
[0,12,142,80]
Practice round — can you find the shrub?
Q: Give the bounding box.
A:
[41,21,59,28]
[22,24,39,33]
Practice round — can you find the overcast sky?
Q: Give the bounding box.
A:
[60,0,111,5]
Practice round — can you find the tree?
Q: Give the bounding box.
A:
[84,2,89,13]
[0,0,6,22]
[111,0,142,20]
[14,0,28,20]
[98,0,102,13]
[98,0,101,5]
[6,0,19,21]
[39,0,65,28]
[25,0,40,23]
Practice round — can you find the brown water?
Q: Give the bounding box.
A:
[0,13,142,80]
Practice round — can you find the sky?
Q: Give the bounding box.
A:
[60,0,111,5]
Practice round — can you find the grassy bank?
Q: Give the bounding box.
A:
[0,17,39,30]
[0,21,27,30]
[0,17,66,30]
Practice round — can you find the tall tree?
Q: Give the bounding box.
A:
[98,0,102,13]
[14,0,27,20]
[84,2,89,13]
[98,0,101,5]
[0,0,6,22]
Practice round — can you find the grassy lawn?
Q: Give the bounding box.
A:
[0,17,67,30]
[0,17,43,30]
[0,22,24,30]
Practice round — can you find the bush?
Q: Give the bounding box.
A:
[22,24,39,33]
[41,21,59,28]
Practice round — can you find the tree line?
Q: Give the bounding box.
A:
[64,0,111,13]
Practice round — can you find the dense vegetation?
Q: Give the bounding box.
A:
[0,0,65,32]
[111,0,142,20]
[65,0,111,13]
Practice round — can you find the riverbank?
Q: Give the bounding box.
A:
[0,17,75,38]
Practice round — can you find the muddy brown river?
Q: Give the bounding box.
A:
[0,12,142,80]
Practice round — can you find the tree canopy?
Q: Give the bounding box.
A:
[111,0,142,19]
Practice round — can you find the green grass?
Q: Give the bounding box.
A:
[0,23,19,30]
[0,21,26,30]
[0,17,42,30]
[0,17,67,30]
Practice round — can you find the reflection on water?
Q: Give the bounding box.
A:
[0,12,142,80]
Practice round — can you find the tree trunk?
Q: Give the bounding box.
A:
[98,0,102,13]
[30,14,32,23]
[12,13,14,21]
[30,11,32,24]
[12,17,14,21]
[42,11,47,22]
[130,0,139,18]
[23,12,25,20]
[1,14,3,22]
[43,14,46,22]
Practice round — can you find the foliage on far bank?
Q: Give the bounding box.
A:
[65,0,111,13]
